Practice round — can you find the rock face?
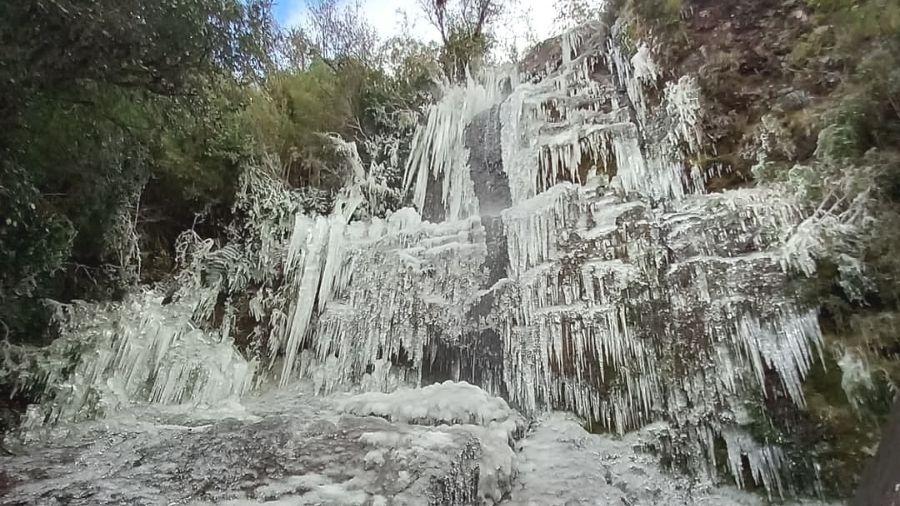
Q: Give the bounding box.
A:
[8,13,846,504]
[852,397,900,506]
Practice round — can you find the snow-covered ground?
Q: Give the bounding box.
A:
[509,412,764,505]
[0,382,518,505]
[0,383,836,505]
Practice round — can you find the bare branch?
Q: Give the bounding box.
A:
[418,0,502,41]
[287,0,380,67]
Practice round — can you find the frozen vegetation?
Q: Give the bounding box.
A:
[0,10,874,506]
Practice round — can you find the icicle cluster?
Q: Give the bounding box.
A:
[10,165,313,428]
[501,21,710,210]
[370,21,825,495]
[18,292,255,429]
[403,68,518,221]
[272,207,487,391]
[495,183,822,424]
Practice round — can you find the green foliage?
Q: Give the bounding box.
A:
[804,0,900,51]
[807,46,900,300]
[254,61,368,189]
[609,0,683,36]
[628,0,683,23]
[801,351,884,497]
[12,93,150,264]
[0,0,278,226]
[0,165,75,342]
[816,46,900,161]
[251,38,440,191]
[0,0,274,104]
[440,30,493,81]
[737,5,900,493]
[555,0,605,30]
[152,81,261,206]
[0,0,278,350]
[0,166,74,290]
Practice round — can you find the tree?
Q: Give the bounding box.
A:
[419,0,502,45]
[306,0,380,65]
[0,0,276,136]
[0,0,278,344]
[417,0,504,79]
[554,0,605,31]
[280,0,380,70]
[268,1,443,193]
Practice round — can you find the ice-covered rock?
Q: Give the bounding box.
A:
[509,412,838,506]
[1,383,520,505]
[339,381,517,427]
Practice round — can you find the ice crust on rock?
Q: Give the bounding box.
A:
[339,382,522,504]
[339,380,518,426]
[510,412,758,505]
[509,412,839,506]
[500,21,708,210]
[1,382,520,505]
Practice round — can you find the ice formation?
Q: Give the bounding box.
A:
[8,15,849,503]
[9,291,255,431]
[339,381,518,426]
[379,20,826,496]
[508,412,831,505]
[403,68,518,221]
[1,383,522,505]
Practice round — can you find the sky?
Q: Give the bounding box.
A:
[272,0,560,57]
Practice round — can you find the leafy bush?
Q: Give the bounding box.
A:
[0,164,75,343]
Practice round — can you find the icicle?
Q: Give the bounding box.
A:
[403,67,518,221]
[19,292,256,428]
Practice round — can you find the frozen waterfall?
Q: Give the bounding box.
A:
[3,19,843,505]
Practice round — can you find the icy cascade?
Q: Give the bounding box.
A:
[277,208,488,392]
[497,184,822,421]
[382,21,827,497]
[403,67,518,221]
[7,18,840,501]
[270,189,363,386]
[493,182,823,496]
[502,21,706,208]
